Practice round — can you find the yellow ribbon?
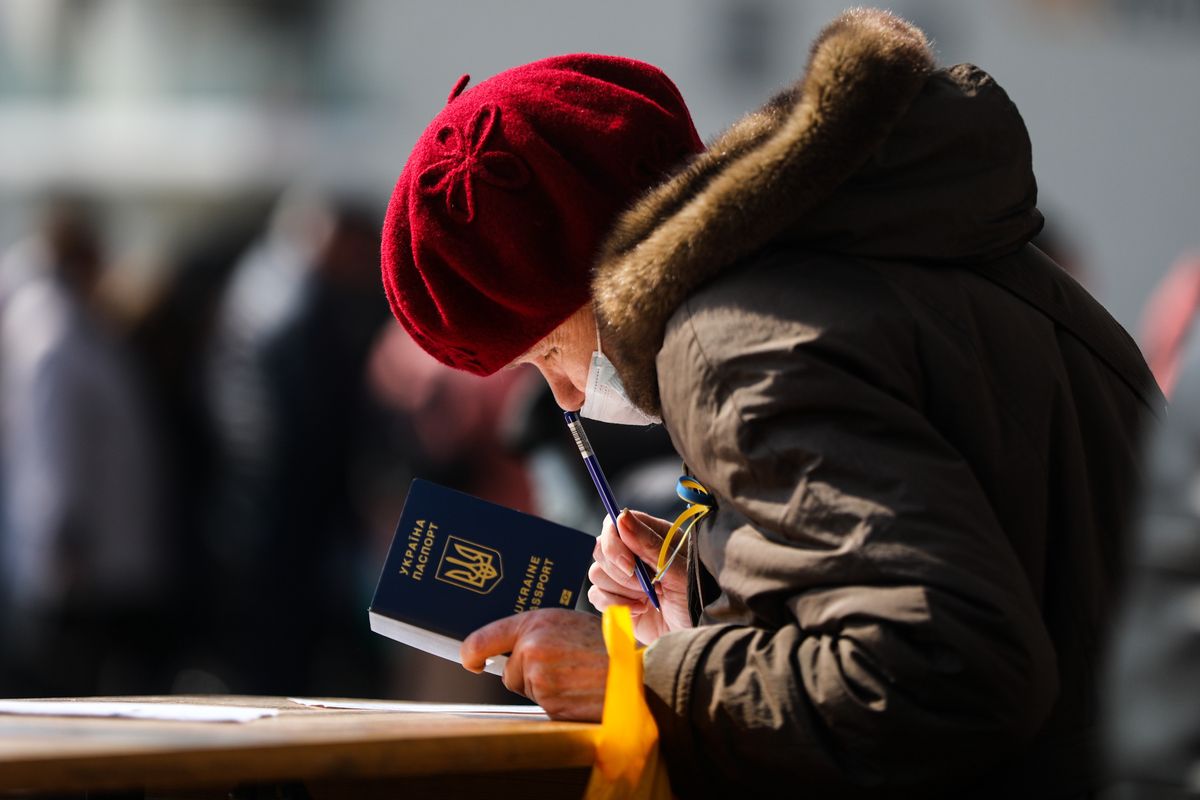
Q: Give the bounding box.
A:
[586,477,714,798]
[584,606,672,800]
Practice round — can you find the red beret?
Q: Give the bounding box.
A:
[381,54,702,375]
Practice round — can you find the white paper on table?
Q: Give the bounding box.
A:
[288,697,547,717]
[0,700,278,723]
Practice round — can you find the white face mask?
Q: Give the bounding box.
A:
[579,328,662,426]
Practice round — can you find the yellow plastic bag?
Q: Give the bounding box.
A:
[584,606,673,800]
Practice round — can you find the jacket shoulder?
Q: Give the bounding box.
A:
[658,247,922,423]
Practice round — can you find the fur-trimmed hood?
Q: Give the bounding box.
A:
[592,8,1044,414]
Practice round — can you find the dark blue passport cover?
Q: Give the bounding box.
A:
[368,479,594,675]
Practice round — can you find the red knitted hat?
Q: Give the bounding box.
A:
[381,54,702,375]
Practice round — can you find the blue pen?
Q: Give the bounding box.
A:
[564,411,662,612]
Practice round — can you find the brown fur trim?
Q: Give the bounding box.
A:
[592,8,935,414]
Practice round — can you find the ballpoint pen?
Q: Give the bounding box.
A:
[563,410,662,612]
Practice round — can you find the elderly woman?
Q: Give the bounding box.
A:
[380,9,1160,798]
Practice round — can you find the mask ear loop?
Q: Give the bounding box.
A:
[595,322,603,359]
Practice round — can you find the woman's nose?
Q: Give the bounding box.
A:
[537,364,586,411]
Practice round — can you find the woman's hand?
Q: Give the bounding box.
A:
[588,510,692,644]
[461,609,606,721]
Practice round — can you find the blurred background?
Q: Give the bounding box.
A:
[0,0,1196,702]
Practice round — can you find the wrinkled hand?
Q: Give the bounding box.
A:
[589,510,691,645]
[461,608,606,721]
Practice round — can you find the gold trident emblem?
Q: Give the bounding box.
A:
[436,536,503,594]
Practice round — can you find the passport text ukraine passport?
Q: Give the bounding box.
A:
[369,479,594,676]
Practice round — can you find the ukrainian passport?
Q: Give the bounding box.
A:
[369,479,594,676]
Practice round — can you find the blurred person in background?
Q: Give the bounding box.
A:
[1138,252,1200,398]
[199,194,393,696]
[0,199,167,697]
[366,323,534,515]
[364,323,537,703]
[125,209,267,692]
[381,9,1162,798]
[1102,248,1200,797]
[1105,314,1200,798]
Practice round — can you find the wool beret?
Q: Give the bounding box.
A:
[381,54,702,375]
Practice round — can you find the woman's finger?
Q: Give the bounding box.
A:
[590,548,644,591]
[616,510,670,564]
[589,559,646,596]
[588,583,649,616]
[598,513,639,577]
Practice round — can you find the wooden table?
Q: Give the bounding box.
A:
[0,696,600,799]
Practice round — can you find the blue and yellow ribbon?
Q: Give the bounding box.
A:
[653,477,715,583]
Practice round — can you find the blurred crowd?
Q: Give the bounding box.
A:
[1,192,1197,713]
[0,193,683,701]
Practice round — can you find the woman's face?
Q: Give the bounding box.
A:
[509,305,596,411]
